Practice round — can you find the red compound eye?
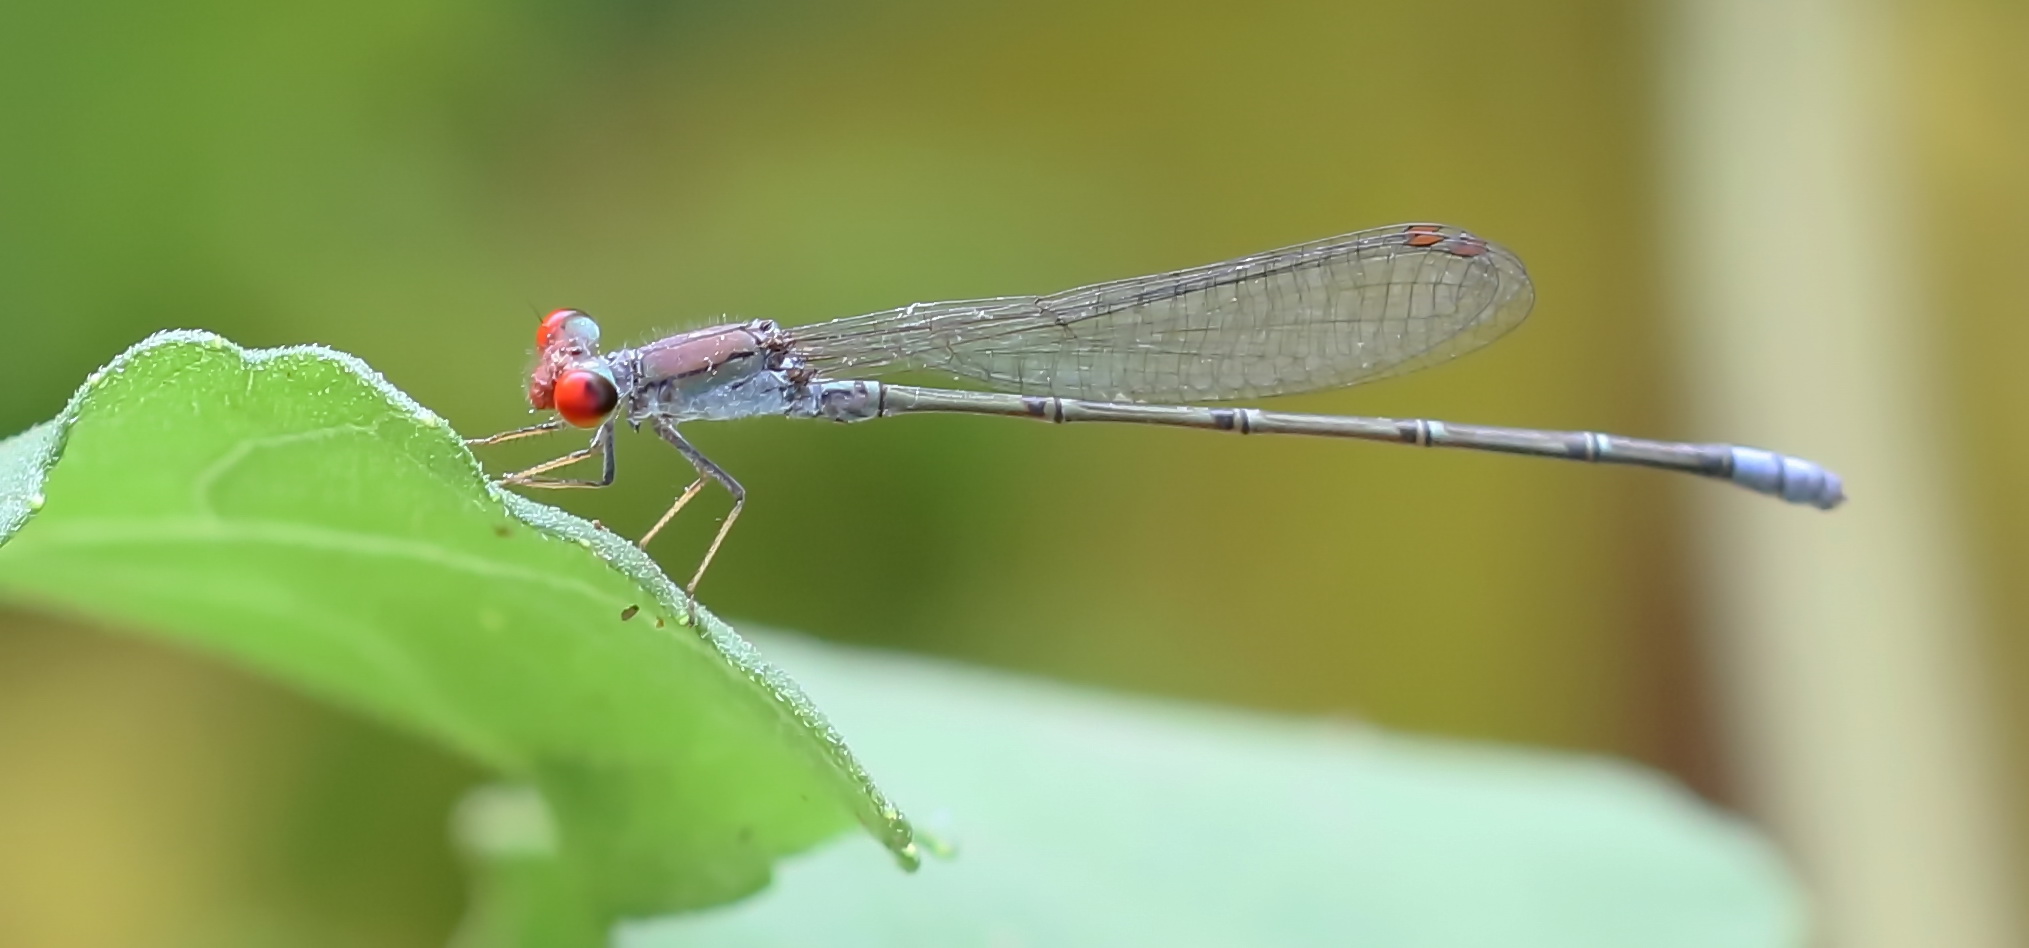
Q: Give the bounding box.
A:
[537,309,599,352]
[553,369,618,428]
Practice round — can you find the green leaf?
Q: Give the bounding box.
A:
[0,332,917,945]
[635,632,1807,948]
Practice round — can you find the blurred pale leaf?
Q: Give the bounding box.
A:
[635,633,1807,948]
[0,332,916,947]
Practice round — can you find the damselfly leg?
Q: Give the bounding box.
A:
[472,421,617,488]
[647,418,747,596]
[465,419,564,448]
[467,415,742,605]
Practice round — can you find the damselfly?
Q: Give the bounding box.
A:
[470,223,1844,595]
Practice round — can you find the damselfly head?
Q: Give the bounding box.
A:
[527,309,617,427]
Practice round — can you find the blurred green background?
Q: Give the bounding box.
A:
[0,1,2019,946]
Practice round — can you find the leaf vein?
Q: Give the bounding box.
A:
[22,517,626,606]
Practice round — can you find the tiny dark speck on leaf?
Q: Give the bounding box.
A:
[620,605,640,621]
[654,617,665,628]
[492,525,512,538]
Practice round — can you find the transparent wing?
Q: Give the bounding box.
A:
[783,223,1535,403]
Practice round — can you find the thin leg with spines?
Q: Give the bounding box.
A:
[640,477,709,549]
[649,418,746,596]
[499,423,617,489]
[465,419,564,447]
